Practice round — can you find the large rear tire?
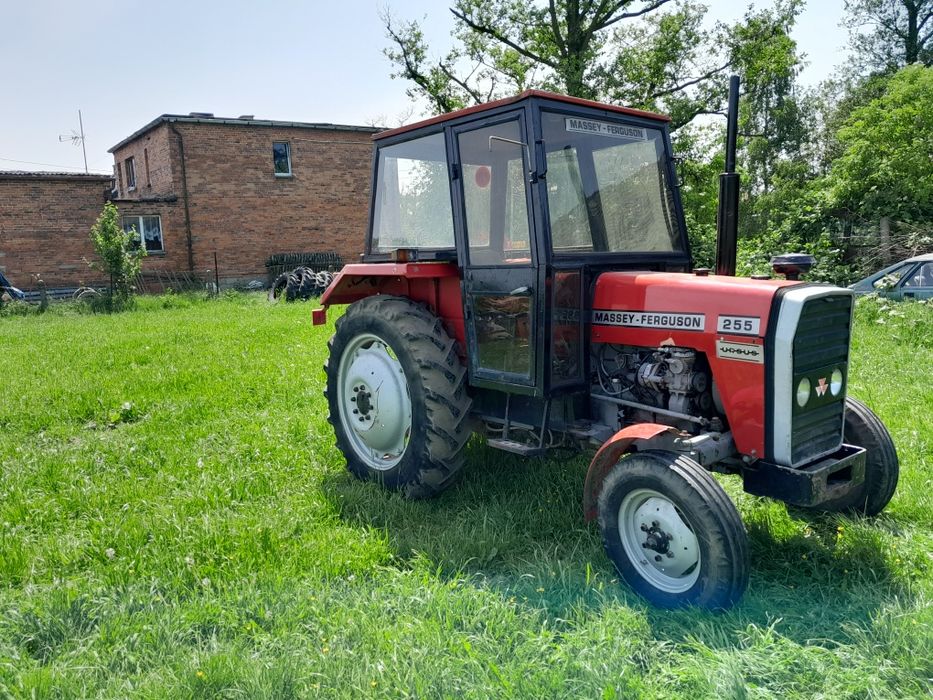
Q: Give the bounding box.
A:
[268,272,290,302]
[597,450,749,610]
[325,296,472,498]
[808,397,899,516]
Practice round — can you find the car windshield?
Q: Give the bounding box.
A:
[872,262,913,289]
[541,111,683,255]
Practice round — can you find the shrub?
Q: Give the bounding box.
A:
[88,202,144,311]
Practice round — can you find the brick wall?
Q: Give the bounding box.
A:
[112,123,175,198]
[2,117,377,291]
[0,173,112,289]
[112,199,191,292]
[111,119,376,285]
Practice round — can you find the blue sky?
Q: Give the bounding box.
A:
[0,1,847,174]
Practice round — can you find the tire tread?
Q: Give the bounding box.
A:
[325,295,472,498]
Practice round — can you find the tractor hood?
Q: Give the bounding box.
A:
[590,271,798,345]
[590,270,803,460]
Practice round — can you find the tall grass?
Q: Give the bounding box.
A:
[0,293,929,698]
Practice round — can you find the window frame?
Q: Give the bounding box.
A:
[531,103,691,269]
[454,115,535,267]
[538,108,684,258]
[273,141,292,177]
[122,214,164,255]
[368,129,457,254]
[125,157,136,192]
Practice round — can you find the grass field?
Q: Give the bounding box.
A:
[0,293,930,698]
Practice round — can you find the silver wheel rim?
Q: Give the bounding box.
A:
[336,333,412,471]
[618,488,701,594]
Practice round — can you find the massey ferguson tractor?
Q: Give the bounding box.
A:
[312,78,898,609]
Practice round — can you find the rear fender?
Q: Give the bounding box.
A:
[316,262,466,347]
[320,262,459,306]
[582,423,679,521]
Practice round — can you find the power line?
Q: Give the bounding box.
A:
[0,156,106,172]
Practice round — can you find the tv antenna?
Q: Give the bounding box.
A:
[59,109,88,173]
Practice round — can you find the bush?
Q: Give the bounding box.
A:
[89,202,144,312]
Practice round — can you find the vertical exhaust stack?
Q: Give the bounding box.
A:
[715,75,741,276]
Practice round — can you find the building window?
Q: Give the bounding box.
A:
[122,215,164,254]
[125,157,136,191]
[273,142,291,176]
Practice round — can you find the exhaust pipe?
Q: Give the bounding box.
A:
[715,75,740,276]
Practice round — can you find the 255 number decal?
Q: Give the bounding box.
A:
[717,315,760,335]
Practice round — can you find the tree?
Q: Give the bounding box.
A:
[89,202,143,310]
[383,0,803,130]
[829,65,933,222]
[731,2,810,198]
[827,65,933,264]
[843,0,933,72]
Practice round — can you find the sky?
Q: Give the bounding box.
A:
[0,0,849,175]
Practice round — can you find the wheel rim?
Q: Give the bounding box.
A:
[336,333,412,470]
[618,488,701,594]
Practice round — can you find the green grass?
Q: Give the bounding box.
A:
[0,293,930,698]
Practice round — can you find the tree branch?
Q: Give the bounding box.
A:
[450,7,559,69]
[548,0,567,56]
[597,0,675,31]
[645,60,730,100]
[438,63,484,104]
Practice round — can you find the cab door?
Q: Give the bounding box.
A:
[452,112,542,394]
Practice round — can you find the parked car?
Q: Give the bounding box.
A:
[0,270,25,302]
[849,253,933,300]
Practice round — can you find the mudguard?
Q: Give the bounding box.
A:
[582,423,679,521]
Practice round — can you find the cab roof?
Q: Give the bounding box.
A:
[374,89,671,141]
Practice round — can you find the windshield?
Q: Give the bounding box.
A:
[541,111,683,255]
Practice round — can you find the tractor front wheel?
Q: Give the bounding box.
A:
[325,296,472,498]
[598,450,749,609]
[806,397,899,516]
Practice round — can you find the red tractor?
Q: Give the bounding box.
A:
[312,80,898,609]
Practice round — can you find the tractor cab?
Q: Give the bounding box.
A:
[355,90,689,398]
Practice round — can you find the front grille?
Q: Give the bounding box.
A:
[790,294,852,464]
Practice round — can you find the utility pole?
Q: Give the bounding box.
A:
[59,110,88,173]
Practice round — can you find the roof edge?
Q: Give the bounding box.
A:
[109,115,382,153]
[374,89,671,141]
[0,170,112,182]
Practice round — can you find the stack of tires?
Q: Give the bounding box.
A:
[268,267,335,302]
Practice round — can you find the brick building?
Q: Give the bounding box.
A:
[0,171,112,289]
[110,114,379,287]
[0,113,379,291]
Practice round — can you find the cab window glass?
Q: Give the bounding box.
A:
[457,119,531,265]
[542,111,682,254]
[371,132,454,251]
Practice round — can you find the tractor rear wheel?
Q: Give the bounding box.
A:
[325,296,472,498]
[597,450,749,610]
[806,397,899,516]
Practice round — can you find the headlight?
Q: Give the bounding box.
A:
[830,368,844,396]
[796,377,811,407]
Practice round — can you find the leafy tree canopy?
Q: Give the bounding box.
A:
[383,0,803,130]
[829,64,933,222]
